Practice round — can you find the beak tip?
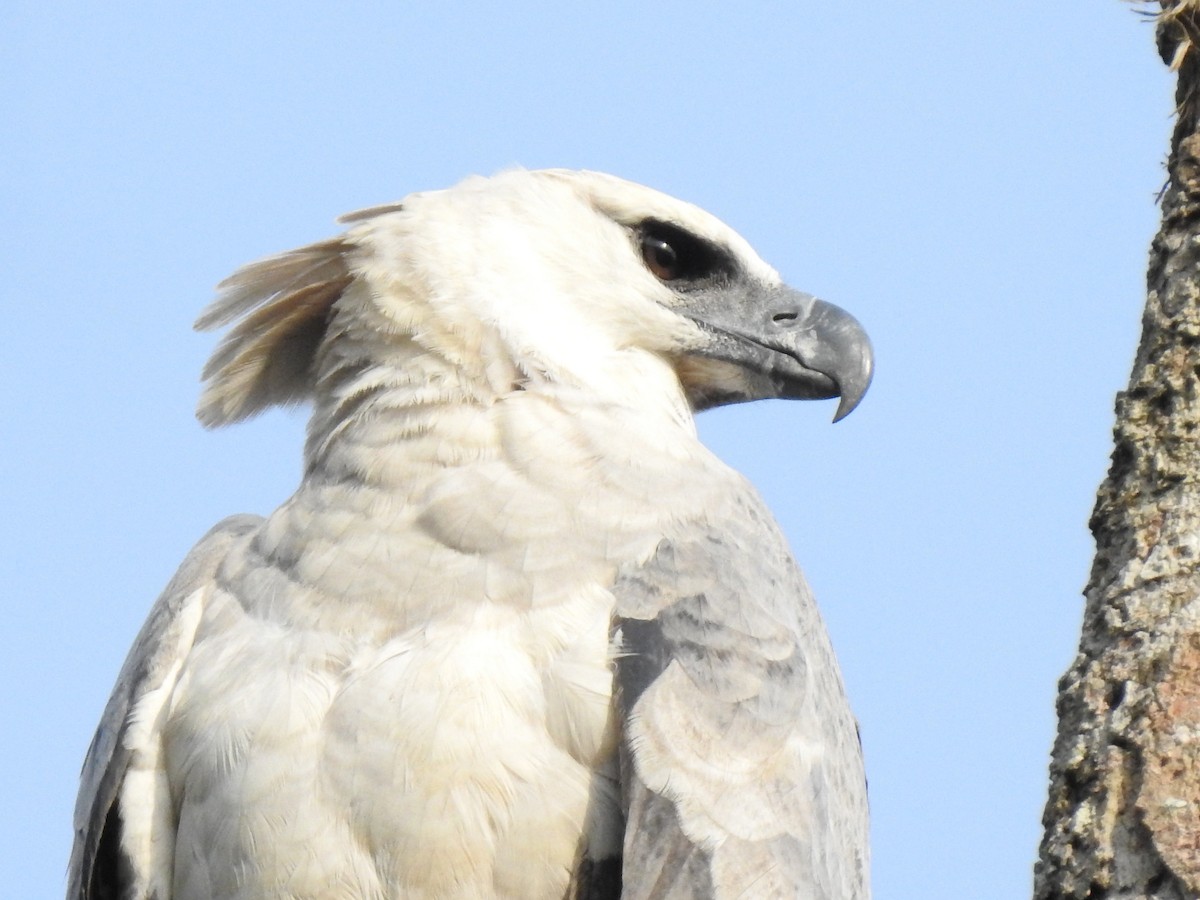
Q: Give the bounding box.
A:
[830,355,873,423]
[831,394,859,423]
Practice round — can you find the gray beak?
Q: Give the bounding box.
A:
[772,291,873,421]
[676,283,874,420]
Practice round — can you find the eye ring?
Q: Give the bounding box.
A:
[641,234,680,281]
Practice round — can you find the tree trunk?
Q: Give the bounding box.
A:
[1035,3,1200,898]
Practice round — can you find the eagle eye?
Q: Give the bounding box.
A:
[638,221,732,284]
[641,235,680,280]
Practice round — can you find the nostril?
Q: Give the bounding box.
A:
[772,311,799,323]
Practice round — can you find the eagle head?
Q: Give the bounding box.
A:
[195,169,872,426]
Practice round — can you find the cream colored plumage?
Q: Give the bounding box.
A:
[69,169,873,899]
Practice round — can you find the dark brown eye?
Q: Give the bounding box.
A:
[637,221,735,284]
[641,234,680,280]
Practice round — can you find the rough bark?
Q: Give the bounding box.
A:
[1035,3,1200,898]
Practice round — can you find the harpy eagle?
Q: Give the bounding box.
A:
[69,169,873,899]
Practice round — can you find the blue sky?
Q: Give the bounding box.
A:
[2,3,1172,897]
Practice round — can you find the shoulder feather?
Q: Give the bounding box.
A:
[610,488,870,899]
[68,515,261,900]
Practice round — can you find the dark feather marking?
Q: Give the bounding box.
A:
[568,856,622,900]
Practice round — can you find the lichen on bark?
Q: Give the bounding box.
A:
[1035,4,1200,898]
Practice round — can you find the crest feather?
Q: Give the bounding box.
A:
[195,238,353,427]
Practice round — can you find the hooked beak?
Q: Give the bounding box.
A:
[674,283,873,420]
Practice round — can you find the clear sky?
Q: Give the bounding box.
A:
[1,3,1173,897]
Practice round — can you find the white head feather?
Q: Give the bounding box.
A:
[195,169,783,430]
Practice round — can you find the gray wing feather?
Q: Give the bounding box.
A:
[612,486,869,899]
[67,514,261,900]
